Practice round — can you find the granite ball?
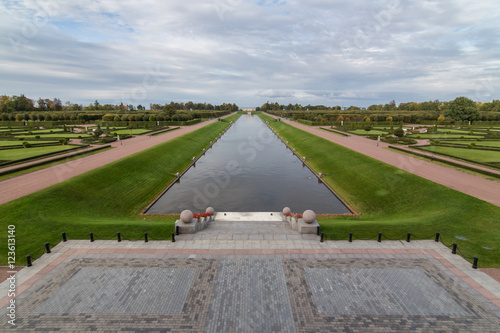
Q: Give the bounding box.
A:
[303,210,316,224]
[282,207,291,214]
[206,207,215,215]
[180,210,193,223]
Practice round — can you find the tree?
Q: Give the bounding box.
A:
[437,114,445,122]
[394,126,405,143]
[445,96,479,123]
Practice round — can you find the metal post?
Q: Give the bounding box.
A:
[171,232,176,242]
[349,232,353,242]
[26,255,32,267]
[89,232,94,242]
[316,226,320,236]
[378,232,382,242]
[320,232,324,242]
[452,243,457,254]
[117,232,121,242]
[473,257,478,269]
[62,232,67,242]
[176,225,179,235]
[144,232,148,242]
[435,232,440,242]
[406,232,411,242]
[45,242,51,254]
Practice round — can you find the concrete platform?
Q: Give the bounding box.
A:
[1,221,500,332]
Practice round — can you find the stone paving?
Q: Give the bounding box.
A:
[1,218,500,332]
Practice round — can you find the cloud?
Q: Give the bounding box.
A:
[0,0,499,107]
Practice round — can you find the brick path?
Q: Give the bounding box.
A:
[1,217,499,332]
[268,115,500,207]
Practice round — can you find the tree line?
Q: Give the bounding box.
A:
[257,99,500,113]
[0,94,239,113]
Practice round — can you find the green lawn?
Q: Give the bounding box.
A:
[0,115,240,265]
[415,133,484,139]
[111,128,152,135]
[349,129,388,135]
[17,133,90,138]
[0,145,79,161]
[259,113,500,267]
[419,146,500,162]
[441,141,500,148]
[0,141,54,147]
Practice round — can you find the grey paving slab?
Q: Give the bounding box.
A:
[205,259,295,333]
[35,267,195,314]
[305,267,469,316]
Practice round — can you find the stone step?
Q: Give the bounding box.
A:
[197,220,298,235]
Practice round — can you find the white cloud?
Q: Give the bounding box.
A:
[0,0,499,107]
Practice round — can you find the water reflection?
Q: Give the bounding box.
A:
[145,115,351,214]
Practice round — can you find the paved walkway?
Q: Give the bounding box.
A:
[1,216,499,332]
[0,116,233,206]
[269,116,500,207]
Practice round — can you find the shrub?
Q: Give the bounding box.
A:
[22,141,31,148]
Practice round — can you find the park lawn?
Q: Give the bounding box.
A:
[0,145,79,161]
[441,141,500,148]
[418,146,500,163]
[0,114,240,265]
[111,128,152,135]
[13,129,65,135]
[349,129,388,135]
[0,140,54,147]
[17,133,90,138]
[416,133,484,139]
[259,113,500,267]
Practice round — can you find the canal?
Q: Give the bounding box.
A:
[145,114,351,214]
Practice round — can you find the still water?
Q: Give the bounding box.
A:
[145,115,351,214]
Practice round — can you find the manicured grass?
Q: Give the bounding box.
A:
[259,113,500,267]
[441,141,500,148]
[17,133,89,138]
[0,141,54,147]
[419,146,500,163]
[111,128,152,135]
[0,145,78,161]
[349,129,388,135]
[415,133,484,139]
[0,115,240,265]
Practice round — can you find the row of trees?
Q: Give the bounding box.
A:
[0,95,239,113]
[257,99,500,113]
[272,97,499,123]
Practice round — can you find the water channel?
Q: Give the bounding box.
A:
[145,114,351,214]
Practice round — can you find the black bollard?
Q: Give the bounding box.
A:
[378,232,382,243]
[144,232,148,242]
[171,232,176,242]
[435,232,440,242]
[26,255,32,267]
[176,225,179,235]
[45,242,51,254]
[406,232,411,243]
[320,232,324,242]
[89,232,94,242]
[452,243,457,254]
[62,232,67,242]
[473,257,478,269]
[117,232,121,242]
[316,226,320,236]
[349,232,353,242]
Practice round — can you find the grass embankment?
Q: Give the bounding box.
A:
[0,115,240,265]
[0,145,78,161]
[259,113,500,267]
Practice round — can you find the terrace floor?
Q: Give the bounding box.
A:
[1,216,499,332]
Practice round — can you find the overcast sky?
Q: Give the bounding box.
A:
[0,0,499,108]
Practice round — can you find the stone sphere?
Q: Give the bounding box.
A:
[180,210,193,223]
[282,207,291,214]
[206,207,215,215]
[303,210,316,224]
